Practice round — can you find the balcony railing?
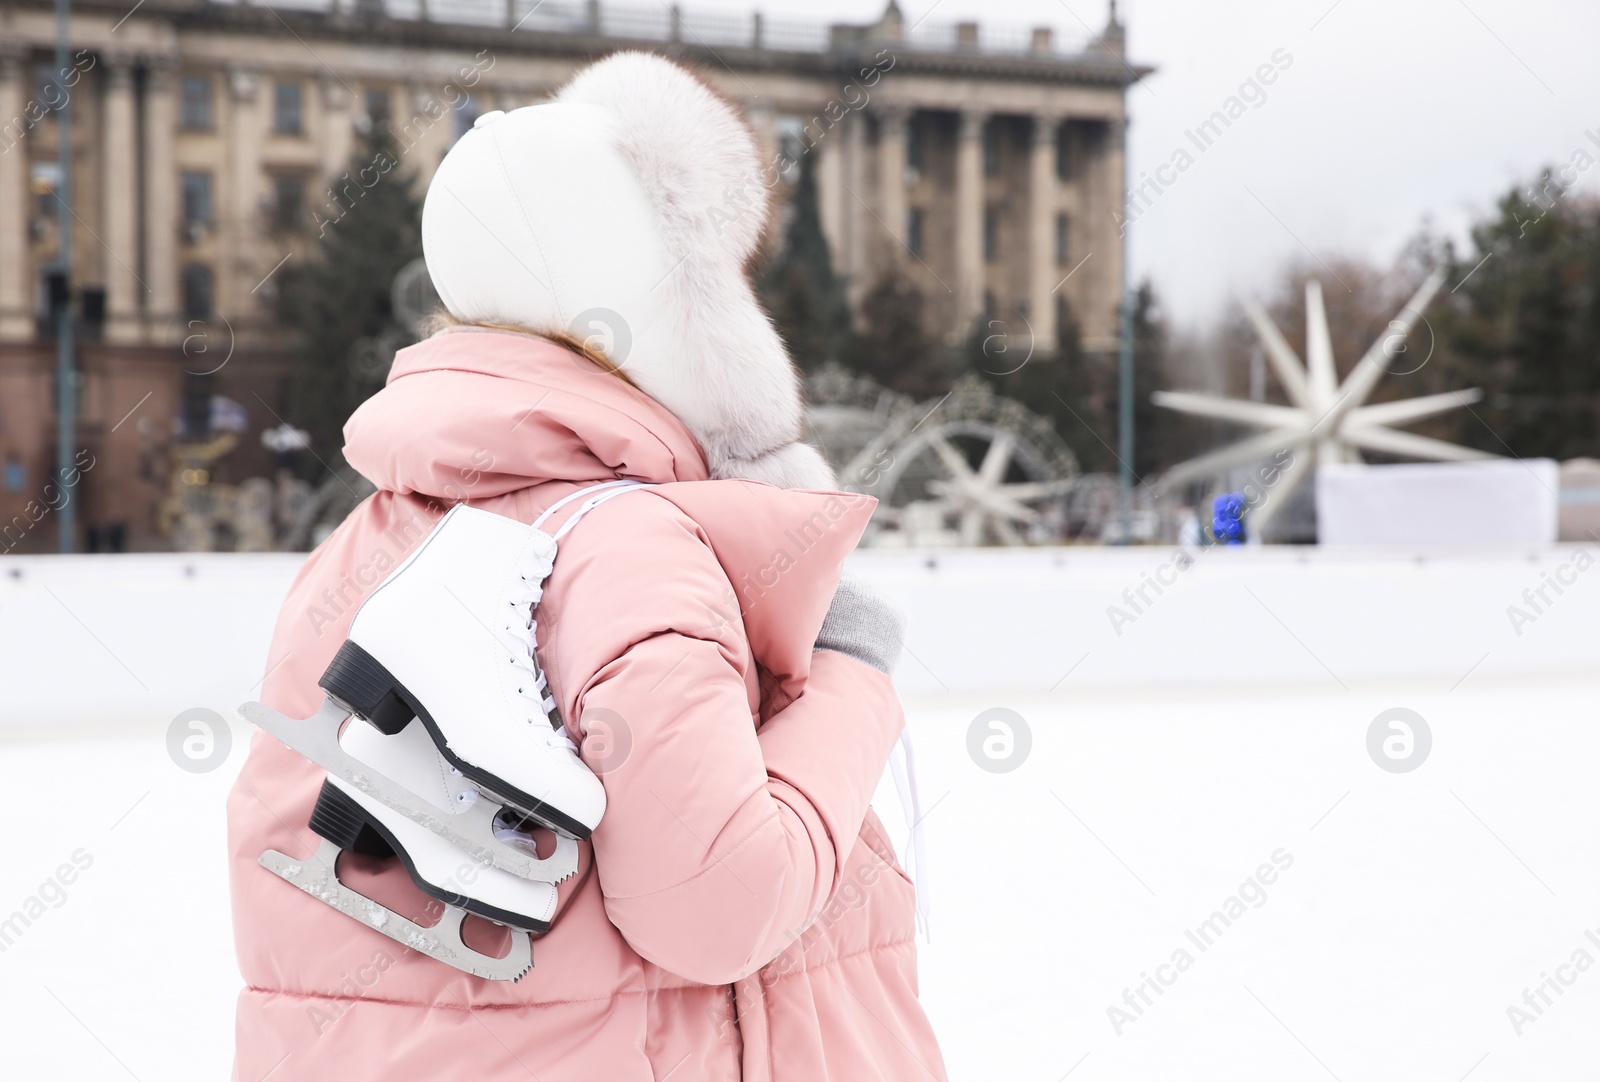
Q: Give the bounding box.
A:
[218,0,1101,59]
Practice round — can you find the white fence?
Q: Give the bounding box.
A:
[2,543,1595,730]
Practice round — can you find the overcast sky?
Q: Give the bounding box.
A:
[686,0,1600,328]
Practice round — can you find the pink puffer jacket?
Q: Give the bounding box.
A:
[226,329,947,1081]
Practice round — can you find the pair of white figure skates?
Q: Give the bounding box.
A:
[243,481,650,980]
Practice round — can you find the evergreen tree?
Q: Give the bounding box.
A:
[1125,282,1198,478]
[277,125,424,461]
[983,283,1194,478]
[979,303,1096,468]
[840,261,955,398]
[1427,177,1600,460]
[758,152,850,371]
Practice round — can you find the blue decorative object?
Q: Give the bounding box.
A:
[1212,492,1245,544]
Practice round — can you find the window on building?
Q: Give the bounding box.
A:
[983,124,1000,176]
[365,88,391,129]
[1056,295,1075,350]
[31,162,62,217]
[907,207,925,258]
[81,287,106,340]
[180,74,213,130]
[983,206,998,262]
[453,94,481,144]
[273,81,304,135]
[906,119,924,175]
[1055,213,1069,265]
[773,116,804,181]
[1055,125,1072,181]
[182,265,214,321]
[181,171,213,227]
[32,64,66,119]
[271,175,306,233]
[40,267,67,327]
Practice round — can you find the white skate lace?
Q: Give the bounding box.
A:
[504,572,580,755]
[508,479,654,759]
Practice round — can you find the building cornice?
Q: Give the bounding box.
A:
[3,0,1153,89]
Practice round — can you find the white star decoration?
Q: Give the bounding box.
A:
[1152,269,1496,535]
[917,430,1075,546]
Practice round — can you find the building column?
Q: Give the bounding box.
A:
[103,56,142,343]
[225,65,262,319]
[745,104,782,254]
[319,74,353,181]
[0,46,30,340]
[1027,113,1059,353]
[954,108,986,335]
[874,105,909,257]
[404,81,454,188]
[1091,116,1127,353]
[841,108,869,309]
[816,124,844,281]
[142,57,178,341]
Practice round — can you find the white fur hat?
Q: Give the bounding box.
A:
[421,51,836,490]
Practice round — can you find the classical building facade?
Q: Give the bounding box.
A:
[0,0,1146,551]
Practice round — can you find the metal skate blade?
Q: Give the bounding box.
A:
[241,698,579,884]
[259,840,532,982]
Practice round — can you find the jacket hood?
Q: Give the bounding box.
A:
[344,329,876,697]
[343,326,711,499]
[343,326,872,697]
[420,51,836,492]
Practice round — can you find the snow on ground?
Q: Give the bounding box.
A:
[2,548,1598,1079]
[879,680,1600,1081]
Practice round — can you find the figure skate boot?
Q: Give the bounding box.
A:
[244,481,649,865]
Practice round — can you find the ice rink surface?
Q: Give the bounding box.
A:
[2,547,1598,1080]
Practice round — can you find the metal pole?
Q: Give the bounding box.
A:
[1116,114,1134,545]
[54,0,76,554]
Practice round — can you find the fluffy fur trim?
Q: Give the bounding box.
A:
[556,52,822,488]
[719,441,840,491]
[558,51,768,263]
